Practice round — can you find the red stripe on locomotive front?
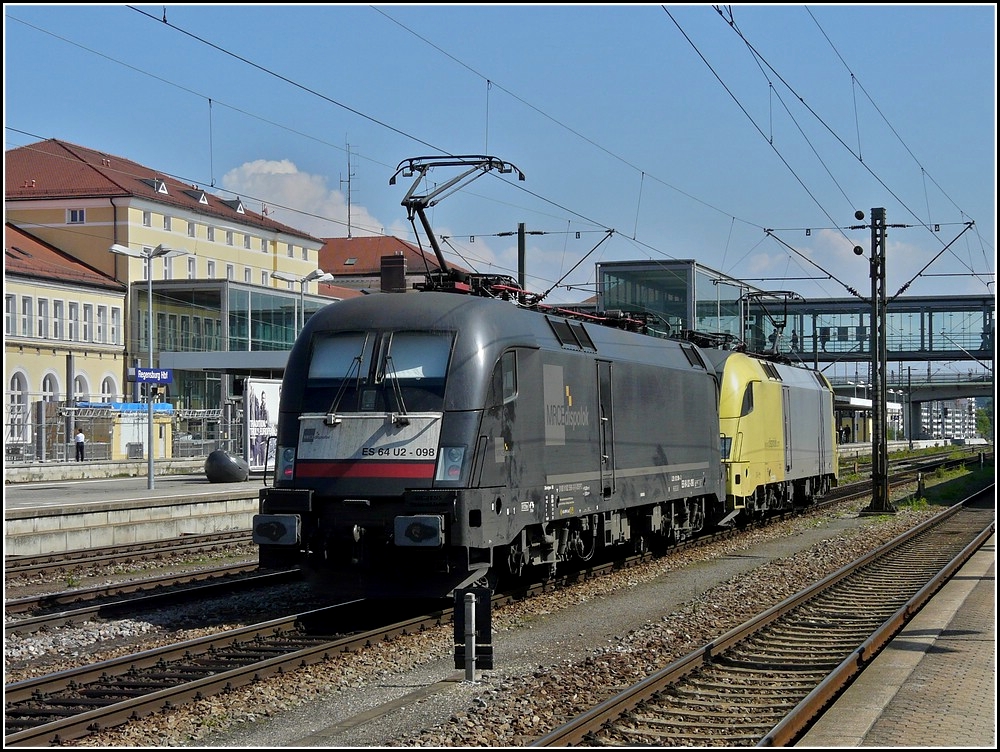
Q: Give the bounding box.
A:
[295,460,435,479]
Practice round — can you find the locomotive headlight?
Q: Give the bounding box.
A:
[277,446,296,480]
[435,446,466,482]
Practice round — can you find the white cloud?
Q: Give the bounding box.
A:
[221,159,385,239]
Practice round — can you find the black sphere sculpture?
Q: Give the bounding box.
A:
[204,449,250,483]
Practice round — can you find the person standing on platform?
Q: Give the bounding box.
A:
[74,429,85,461]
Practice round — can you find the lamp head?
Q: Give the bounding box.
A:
[109,243,141,259]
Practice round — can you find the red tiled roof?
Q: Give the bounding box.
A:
[5,222,125,291]
[6,138,320,242]
[319,235,469,276]
[317,282,366,299]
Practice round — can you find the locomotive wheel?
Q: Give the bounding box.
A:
[633,534,648,556]
[507,541,528,578]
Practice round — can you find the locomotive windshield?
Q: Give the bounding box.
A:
[304,330,454,414]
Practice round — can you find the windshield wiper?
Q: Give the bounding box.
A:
[325,355,363,423]
[384,355,410,426]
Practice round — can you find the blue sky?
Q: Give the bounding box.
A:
[5,4,996,310]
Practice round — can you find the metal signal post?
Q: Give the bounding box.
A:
[858,208,894,514]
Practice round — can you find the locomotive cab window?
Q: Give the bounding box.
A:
[381,332,451,381]
[306,330,454,413]
[488,351,518,410]
[741,381,756,417]
[720,434,732,460]
[309,332,374,381]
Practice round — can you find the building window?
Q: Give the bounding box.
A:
[157,311,168,353]
[5,294,15,336]
[301,246,308,260]
[83,304,93,342]
[42,373,58,402]
[286,243,294,258]
[97,305,108,343]
[37,299,49,338]
[68,302,79,341]
[207,226,215,242]
[262,271,269,286]
[244,234,252,250]
[21,296,32,336]
[163,256,173,280]
[226,264,235,280]
[101,377,116,402]
[111,306,121,345]
[142,210,152,227]
[188,220,196,237]
[9,373,29,442]
[53,300,64,339]
[207,260,216,277]
[188,256,197,279]
[226,230,234,246]
[73,374,89,402]
[244,267,252,283]
[167,314,179,351]
[163,215,172,231]
[261,237,267,252]
[67,208,86,224]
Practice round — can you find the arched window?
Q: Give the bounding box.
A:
[42,373,59,402]
[7,372,29,442]
[101,377,117,402]
[73,375,90,403]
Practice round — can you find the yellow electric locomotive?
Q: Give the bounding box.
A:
[703,350,838,520]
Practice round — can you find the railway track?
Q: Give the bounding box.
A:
[3,597,451,747]
[4,566,303,636]
[3,458,990,747]
[530,488,994,747]
[0,505,836,746]
[3,486,991,747]
[4,530,252,579]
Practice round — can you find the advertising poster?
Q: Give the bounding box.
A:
[244,378,281,472]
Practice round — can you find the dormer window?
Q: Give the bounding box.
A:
[142,177,169,194]
[221,197,246,214]
[183,188,209,204]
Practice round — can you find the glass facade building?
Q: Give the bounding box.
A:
[596,259,994,368]
[126,279,336,410]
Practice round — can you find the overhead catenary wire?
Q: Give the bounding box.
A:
[5,6,991,300]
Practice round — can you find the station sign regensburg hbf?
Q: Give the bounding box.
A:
[133,367,173,384]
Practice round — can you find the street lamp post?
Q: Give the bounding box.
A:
[110,243,187,489]
[272,269,335,334]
